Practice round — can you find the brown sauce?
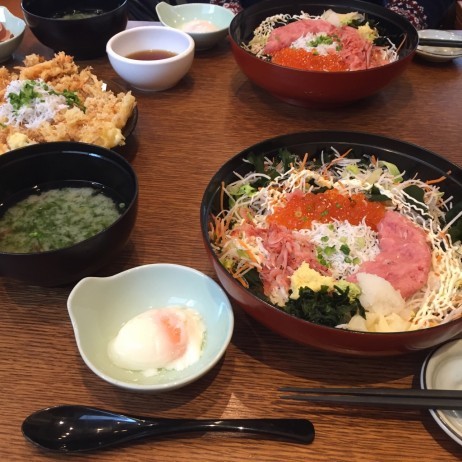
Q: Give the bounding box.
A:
[126,50,177,61]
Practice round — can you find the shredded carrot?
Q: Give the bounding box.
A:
[235,276,249,288]
[396,33,407,54]
[426,172,451,185]
[220,181,225,212]
[238,239,259,264]
[322,149,353,174]
[299,153,309,170]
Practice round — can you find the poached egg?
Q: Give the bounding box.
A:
[108,305,205,376]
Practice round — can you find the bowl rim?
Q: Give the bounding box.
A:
[200,129,462,339]
[106,25,195,64]
[20,0,128,20]
[67,263,235,391]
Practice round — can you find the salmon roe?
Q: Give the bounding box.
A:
[268,189,386,231]
[271,48,348,72]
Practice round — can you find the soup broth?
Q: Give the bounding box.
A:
[0,184,124,253]
[52,9,105,20]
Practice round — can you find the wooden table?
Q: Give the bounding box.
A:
[1,2,462,461]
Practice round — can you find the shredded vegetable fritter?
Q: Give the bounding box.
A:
[0,53,136,154]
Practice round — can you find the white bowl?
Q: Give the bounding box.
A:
[106,25,195,91]
[0,6,25,63]
[67,263,234,392]
[420,338,462,446]
[156,2,234,50]
[416,29,462,62]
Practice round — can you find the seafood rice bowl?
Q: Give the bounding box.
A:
[229,0,418,107]
[201,131,462,356]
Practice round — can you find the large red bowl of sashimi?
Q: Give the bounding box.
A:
[229,0,418,107]
[200,131,462,356]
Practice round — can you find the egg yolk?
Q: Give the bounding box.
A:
[268,189,386,231]
[107,306,205,374]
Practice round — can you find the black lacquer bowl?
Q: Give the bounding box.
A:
[0,142,138,287]
[21,0,128,59]
[200,131,462,356]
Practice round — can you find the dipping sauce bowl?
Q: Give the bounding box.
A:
[106,25,195,91]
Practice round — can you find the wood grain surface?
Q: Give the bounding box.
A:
[1,2,462,460]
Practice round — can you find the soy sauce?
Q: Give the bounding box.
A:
[126,50,177,61]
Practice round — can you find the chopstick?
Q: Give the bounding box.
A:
[279,387,462,410]
[418,38,462,48]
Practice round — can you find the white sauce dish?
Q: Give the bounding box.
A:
[156,2,235,50]
[68,263,234,392]
[417,30,462,62]
[420,338,462,446]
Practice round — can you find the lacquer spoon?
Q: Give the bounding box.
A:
[22,405,315,453]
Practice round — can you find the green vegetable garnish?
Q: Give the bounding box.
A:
[284,285,364,327]
[308,34,334,47]
[60,89,86,112]
[8,81,40,111]
[7,80,86,113]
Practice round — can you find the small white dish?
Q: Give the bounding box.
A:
[0,6,25,63]
[417,29,462,62]
[156,2,234,50]
[106,25,195,91]
[68,263,234,392]
[420,338,462,446]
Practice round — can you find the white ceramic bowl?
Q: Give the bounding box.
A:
[67,263,234,392]
[106,25,195,91]
[0,6,25,63]
[156,2,234,50]
[416,29,462,62]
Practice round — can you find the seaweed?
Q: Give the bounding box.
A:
[283,285,364,328]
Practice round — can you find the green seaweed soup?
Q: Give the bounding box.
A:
[0,183,125,254]
[52,9,105,20]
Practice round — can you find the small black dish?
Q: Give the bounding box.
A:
[0,142,138,287]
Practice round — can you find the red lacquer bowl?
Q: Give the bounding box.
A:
[229,0,418,108]
[200,131,462,356]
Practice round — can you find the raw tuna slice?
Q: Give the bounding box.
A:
[350,211,431,299]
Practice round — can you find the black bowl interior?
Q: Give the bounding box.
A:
[230,0,419,60]
[0,142,138,286]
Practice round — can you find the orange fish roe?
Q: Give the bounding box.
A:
[271,48,348,72]
[268,189,386,231]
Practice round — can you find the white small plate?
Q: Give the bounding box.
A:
[417,30,462,62]
[420,338,462,446]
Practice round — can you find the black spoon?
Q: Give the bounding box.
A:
[22,405,315,453]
